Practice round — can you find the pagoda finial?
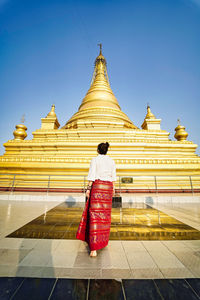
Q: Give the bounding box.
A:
[20,114,25,124]
[91,44,109,85]
[98,43,102,55]
[141,105,161,130]
[145,105,155,119]
[47,104,56,117]
[42,104,60,129]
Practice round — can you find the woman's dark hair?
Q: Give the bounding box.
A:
[97,142,110,155]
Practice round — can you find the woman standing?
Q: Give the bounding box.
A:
[76,142,116,257]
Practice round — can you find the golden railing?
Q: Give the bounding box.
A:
[0,174,199,193]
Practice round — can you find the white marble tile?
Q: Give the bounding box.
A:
[19,249,53,267]
[0,238,38,249]
[172,251,200,277]
[69,268,102,278]
[0,249,31,265]
[182,240,200,251]
[55,239,81,253]
[100,248,130,269]
[14,266,44,277]
[0,238,24,249]
[33,239,61,251]
[78,241,90,252]
[142,245,185,269]
[160,267,195,278]
[142,241,168,251]
[102,268,132,279]
[73,251,102,269]
[126,250,157,269]
[161,241,193,252]
[106,241,124,252]
[0,265,18,276]
[122,241,146,252]
[131,268,164,279]
[42,267,64,278]
[47,252,77,268]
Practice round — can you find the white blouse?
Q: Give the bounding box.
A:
[87,154,117,182]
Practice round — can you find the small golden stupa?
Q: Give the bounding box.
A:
[0,45,199,191]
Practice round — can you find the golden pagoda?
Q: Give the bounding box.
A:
[0,45,200,192]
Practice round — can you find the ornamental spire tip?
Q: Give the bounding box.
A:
[20,114,25,124]
[98,43,102,55]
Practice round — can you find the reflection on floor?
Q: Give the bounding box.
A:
[7,202,200,240]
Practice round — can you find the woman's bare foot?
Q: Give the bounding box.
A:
[90,250,97,257]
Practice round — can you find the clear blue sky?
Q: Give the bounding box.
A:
[0,0,200,155]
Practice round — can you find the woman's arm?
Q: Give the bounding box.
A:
[86,158,96,199]
[112,181,115,195]
[112,159,116,195]
[86,180,93,199]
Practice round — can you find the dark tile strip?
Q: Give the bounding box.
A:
[48,278,58,300]
[86,279,90,300]
[185,279,200,299]
[11,278,56,300]
[0,277,25,300]
[121,280,127,300]
[154,279,200,300]
[89,279,124,300]
[153,280,165,300]
[49,279,88,300]
[1,277,200,300]
[122,279,163,300]
[10,278,26,300]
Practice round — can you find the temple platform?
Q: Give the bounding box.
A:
[0,195,200,299]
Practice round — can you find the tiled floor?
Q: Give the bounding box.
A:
[0,196,200,299]
[0,200,200,300]
[0,197,200,280]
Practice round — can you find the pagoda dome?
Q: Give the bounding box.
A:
[174,119,188,141]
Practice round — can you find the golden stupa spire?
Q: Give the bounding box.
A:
[90,43,110,86]
[141,105,161,130]
[63,45,136,129]
[47,104,57,118]
[41,104,60,129]
[145,104,156,119]
[78,43,121,112]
